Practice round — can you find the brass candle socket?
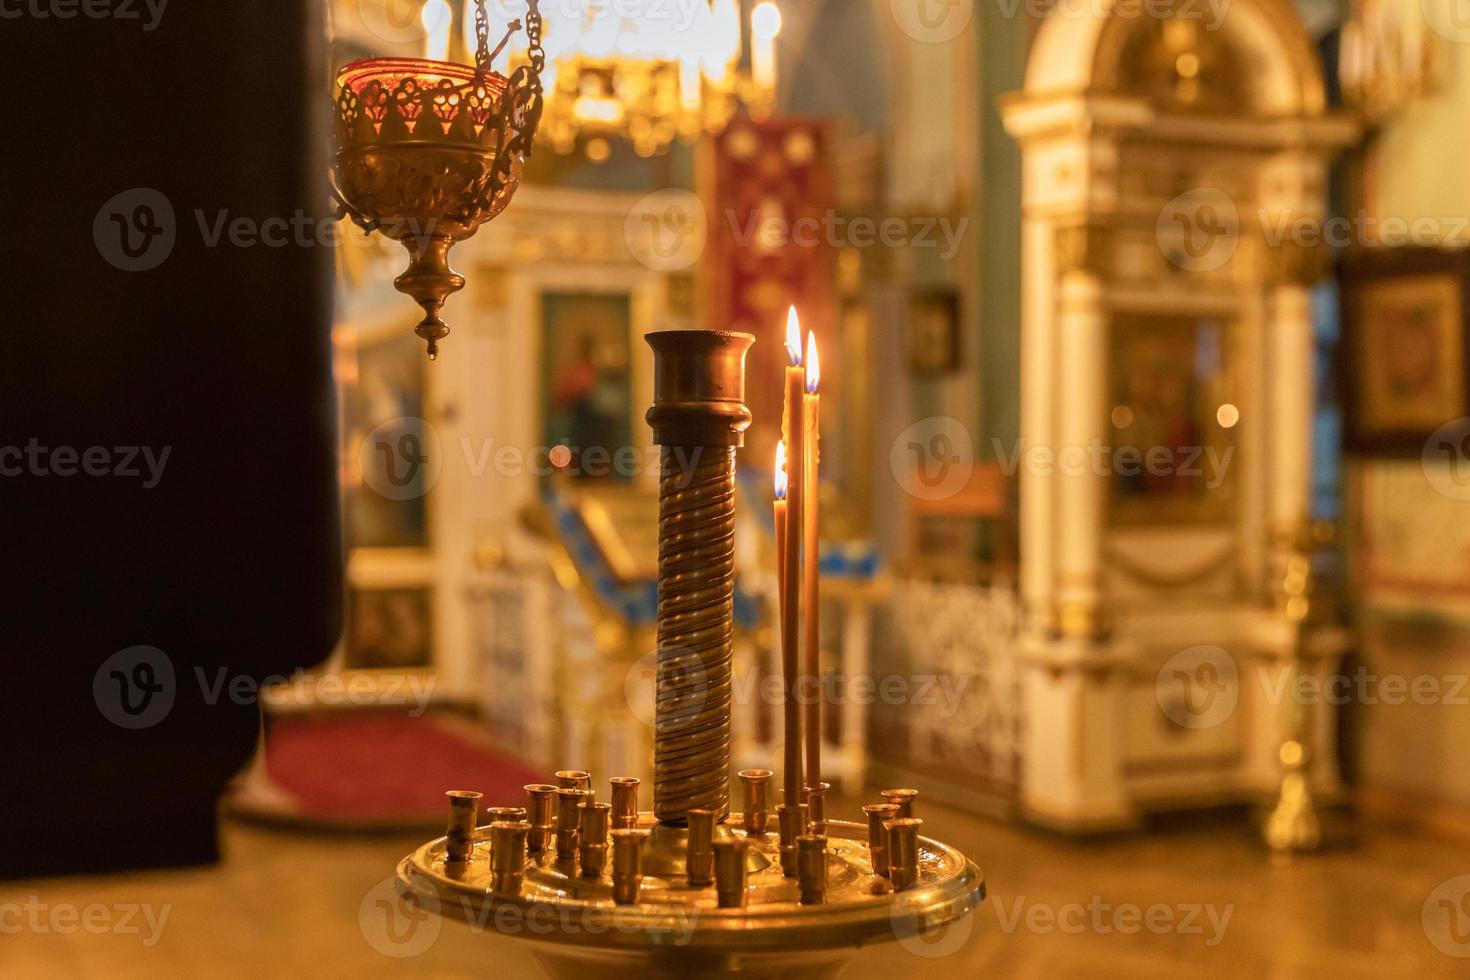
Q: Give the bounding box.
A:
[610,776,641,830]
[644,330,754,826]
[738,769,772,838]
[485,806,528,826]
[579,802,613,878]
[556,788,591,863]
[712,837,749,909]
[888,818,923,892]
[881,788,919,820]
[523,784,557,853]
[444,790,483,864]
[776,803,806,878]
[797,835,828,905]
[611,829,650,905]
[685,809,716,887]
[806,782,831,834]
[490,821,531,895]
[862,803,900,878]
[556,770,592,790]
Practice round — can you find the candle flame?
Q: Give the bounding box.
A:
[805,331,820,394]
[774,441,788,501]
[785,306,802,367]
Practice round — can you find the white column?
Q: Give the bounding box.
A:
[1053,267,1108,638]
[1267,281,1314,540]
[1019,218,1056,635]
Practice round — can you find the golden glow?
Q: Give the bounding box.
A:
[573,97,625,124]
[1217,403,1240,428]
[805,331,820,394]
[585,137,612,163]
[1175,52,1201,79]
[752,2,783,40]
[774,441,788,501]
[496,0,776,157]
[786,306,803,367]
[422,0,453,63]
[1111,405,1135,429]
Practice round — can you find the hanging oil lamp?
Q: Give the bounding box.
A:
[331,0,545,359]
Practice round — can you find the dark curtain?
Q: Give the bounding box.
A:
[0,0,342,876]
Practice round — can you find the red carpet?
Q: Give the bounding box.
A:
[229,712,542,831]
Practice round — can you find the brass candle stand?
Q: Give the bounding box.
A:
[393,330,985,977]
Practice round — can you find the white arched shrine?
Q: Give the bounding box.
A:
[1001,0,1358,830]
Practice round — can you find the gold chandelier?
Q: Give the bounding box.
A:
[425,0,782,157]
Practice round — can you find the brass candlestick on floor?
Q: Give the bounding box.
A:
[392,330,985,978]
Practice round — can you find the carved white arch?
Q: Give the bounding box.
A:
[1022,0,1327,117]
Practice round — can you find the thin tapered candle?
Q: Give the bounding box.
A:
[780,306,805,807]
[773,440,801,811]
[802,330,821,792]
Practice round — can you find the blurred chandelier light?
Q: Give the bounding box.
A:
[470,0,782,158]
[1339,0,1437,125]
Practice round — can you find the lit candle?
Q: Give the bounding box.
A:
[751,2,783,96]
[773,440,801,812]
[802,330,821,794]
[780,307,805,808]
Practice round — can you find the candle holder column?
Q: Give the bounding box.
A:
[644,330,755,825]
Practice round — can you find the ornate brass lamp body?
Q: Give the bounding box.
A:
[331,1,545,359]
[393,331,985,978]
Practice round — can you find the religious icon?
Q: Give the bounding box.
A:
[1340,248,1470,454]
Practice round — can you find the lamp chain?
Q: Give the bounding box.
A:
[473,0,543,74]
